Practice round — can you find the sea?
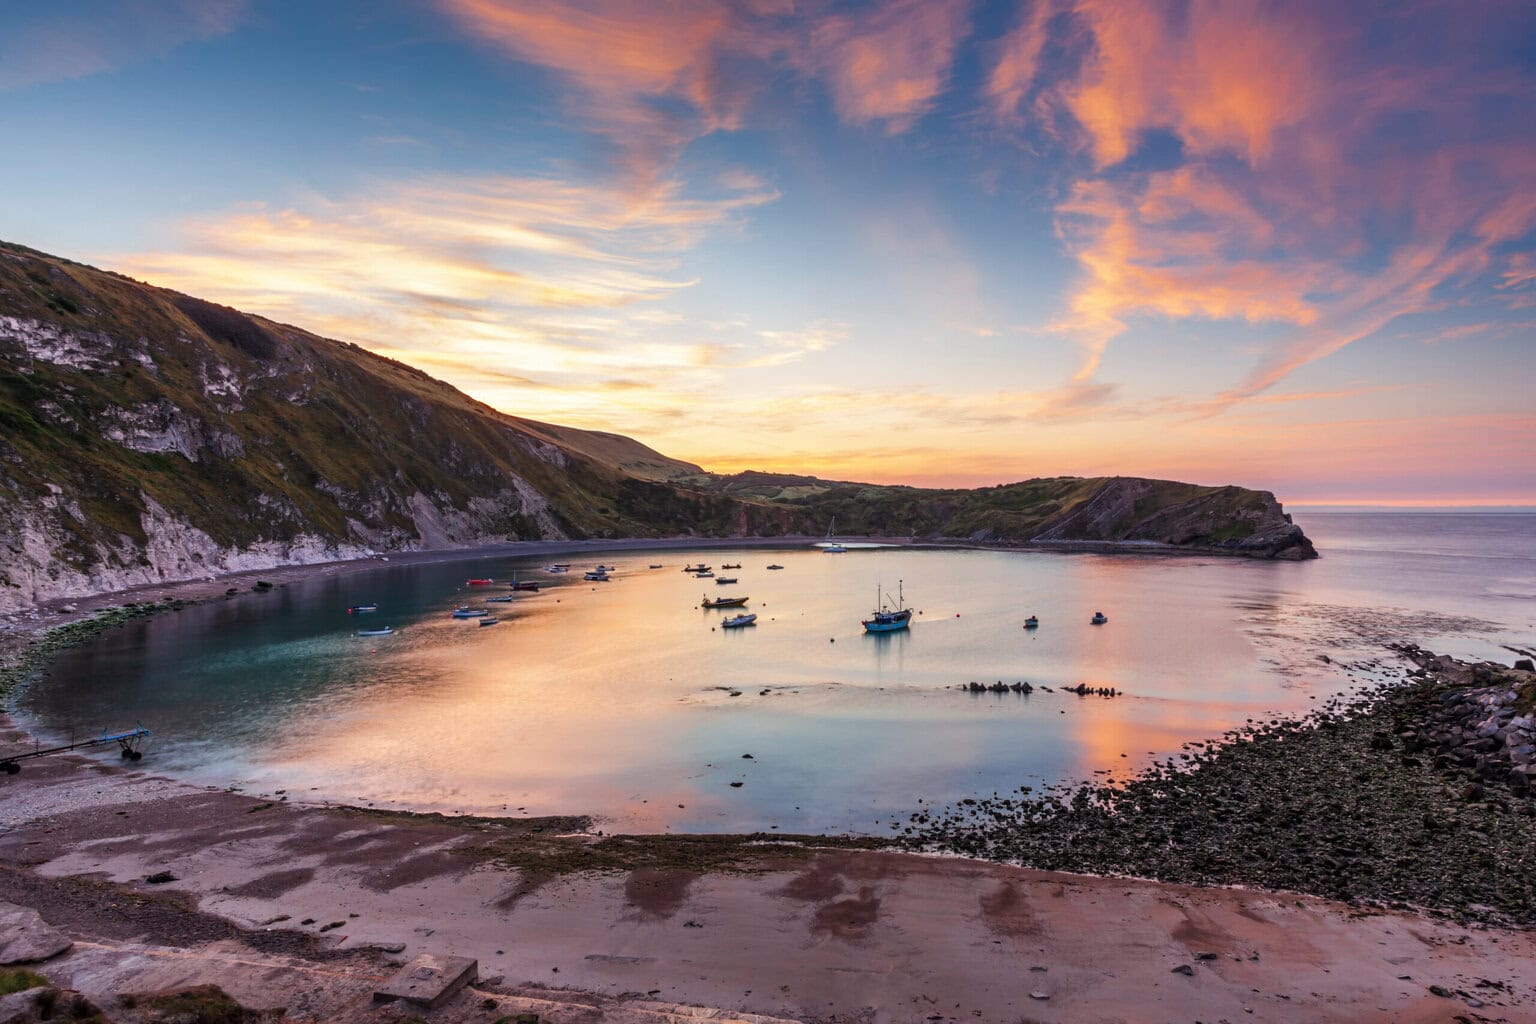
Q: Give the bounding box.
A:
[13,512,1535,834]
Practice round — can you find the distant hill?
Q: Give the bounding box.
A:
[0,241,1314,611]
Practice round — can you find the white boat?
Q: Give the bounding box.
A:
[544,564,570,573]
[451,607,485,618]
[721,613,757,628]
[486,595,516,603]
[479,616,500,627]
[822,517,847,553]
[356,626,394,637]
[583,571,610,581]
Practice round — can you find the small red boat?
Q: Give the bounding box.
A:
[466,578,494,586]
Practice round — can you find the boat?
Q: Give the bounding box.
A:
[682,563,712,573]
[649,564,663,569]
[1091,611,1108,625]
[823,517,847,553]
[701,595,749,608]
[479,616,499,627]
[583,570,610,581]
[544,564,570,573]
[1024,615,1039,629]
[451,607,485,618]
[721,563,741,570]
[696,570,714,578]
[766,564,784,570]
[721,613,757,628]
[510,580,540,591]
[594,564,616,572]
[861,581,913,633]
[715,577,738,584]
[466,578,494,586]
[486,595,516,603]
[347,604,378,614]
[356,626,393,637]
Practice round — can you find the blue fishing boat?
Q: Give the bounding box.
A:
[451,607,485,619]
[1091,611,1108,624]
[1024,615,1039,629]
[862,581,912,633]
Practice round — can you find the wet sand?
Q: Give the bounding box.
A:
[2,726,1532,1023]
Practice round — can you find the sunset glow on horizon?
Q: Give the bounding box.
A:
[3,1,1532,504]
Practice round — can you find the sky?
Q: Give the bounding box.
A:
[1,0,1533,504]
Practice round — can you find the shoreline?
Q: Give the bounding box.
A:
[4,529,1312,630]
[2,652,1534,1022]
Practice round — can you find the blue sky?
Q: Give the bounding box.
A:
[2,0,1533,502]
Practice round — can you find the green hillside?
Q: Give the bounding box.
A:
[0,240,1313,610]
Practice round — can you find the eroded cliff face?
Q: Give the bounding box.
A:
[0,242,1315,614]
[1030,478,1317,559]
[0,244,721,612]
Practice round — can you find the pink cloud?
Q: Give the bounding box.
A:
[440,0,788,183]
[984,0,1056,126]
[803,0,972,134]
[1007,1,1536,407]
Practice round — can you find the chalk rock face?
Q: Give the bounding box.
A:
[0,902,72,964]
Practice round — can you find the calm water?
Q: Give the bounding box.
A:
[15,513,1535,833]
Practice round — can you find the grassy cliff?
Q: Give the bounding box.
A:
[0,240,1313,608]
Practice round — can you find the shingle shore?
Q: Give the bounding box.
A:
[900,643,1536,927]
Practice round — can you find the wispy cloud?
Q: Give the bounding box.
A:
[802,0,971,134]
[439,0,789,184]
[984,0,1056,126]
[112,172,779,391]
[0,0,246,91]
[1003,1,1536,409]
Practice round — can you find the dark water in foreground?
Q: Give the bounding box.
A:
[16,513,1535,833]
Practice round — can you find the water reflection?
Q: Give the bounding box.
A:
[19,514,1535,833]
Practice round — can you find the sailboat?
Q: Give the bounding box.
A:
[823,517,847,553]
[861,580,913,633]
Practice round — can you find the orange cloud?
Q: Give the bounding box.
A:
[112,172,778,398]
[1013,2,1536,409]
[440,0,787,182]
[1051,174,1322,381]
[1061,0,1325,168]
[984,0,1057,125]
[805,0,972,134]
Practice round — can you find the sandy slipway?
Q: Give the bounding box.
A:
[3,658,1536,1021]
